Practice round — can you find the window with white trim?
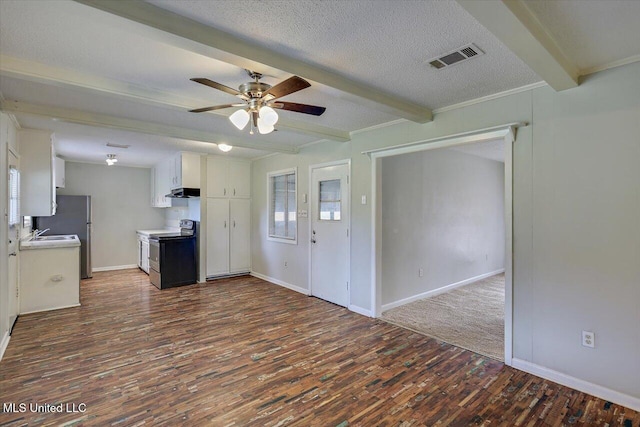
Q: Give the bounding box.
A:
[9,166,20,226]
[268,168,297,243]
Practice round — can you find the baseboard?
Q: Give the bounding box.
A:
[93,264,138,272]
[250,271,310,295]
[0,331,10,362]
[381,268,505,312]
[511,358,640,412]
[20,303,81,315]
[348,304,373,318]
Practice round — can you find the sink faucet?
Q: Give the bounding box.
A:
[33,228,50,238]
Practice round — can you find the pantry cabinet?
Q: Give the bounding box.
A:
[205,155,251,278]
[206,198,251,277]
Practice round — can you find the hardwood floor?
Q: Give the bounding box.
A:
[1,269,638,426]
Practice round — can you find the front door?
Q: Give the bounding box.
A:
[7,150,20,332]
[310,162,350,307]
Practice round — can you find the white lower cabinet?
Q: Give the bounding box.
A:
[137,234,150,274]
[206,198,250,277]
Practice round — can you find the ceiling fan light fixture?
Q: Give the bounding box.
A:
[229,109,250,130]
[257,117,274,135]
[259,105,279,126]
[218,143,233,152]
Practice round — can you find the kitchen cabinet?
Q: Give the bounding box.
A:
[54,156,65,188]
[206,198,251,277]
[171,152,201,190]
[151,157,172,208]
[137,233,150,273]
[206,156,251,198]
[19,129,56,216]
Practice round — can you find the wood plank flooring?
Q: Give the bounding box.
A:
[1,269,638,426]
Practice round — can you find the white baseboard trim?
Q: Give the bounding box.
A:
[93,264,138,272]
[0,331,10,362]
[250,271,310,296]
[381,269,505,312]
[511,358,640,412]
[20,303,81,315]
[348,304,373,318]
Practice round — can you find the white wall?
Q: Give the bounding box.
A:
[381,148,505,306]
[57,162,165,269]
[251,62,640,401]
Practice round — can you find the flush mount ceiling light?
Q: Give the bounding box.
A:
[217,143,233,152]
[189,69,326,135]
[106,154,118,165]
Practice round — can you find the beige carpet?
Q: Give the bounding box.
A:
[382,274,505,361]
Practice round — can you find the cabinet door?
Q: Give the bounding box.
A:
[181,152,201,189]
[54,156,65,188]
[206,156,228,198]
[229,160,251,198]
[173,152,181,189]
[229,199,251,273]
[18,130,55,216]
[206,198,230,276]
[141,241,150,273]
[150,167,156,206]
[156,157,173,207]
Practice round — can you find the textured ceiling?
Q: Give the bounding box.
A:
[0,0,639,167]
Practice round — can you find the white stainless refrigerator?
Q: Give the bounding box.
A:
[36,195,92,278]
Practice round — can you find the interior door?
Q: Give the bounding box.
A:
[310,163,350,307]
[7,150,20,331]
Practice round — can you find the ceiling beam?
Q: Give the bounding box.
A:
[0,100,299,154]
[73,0,433,123]
[0,55,350,143]
[456,0,578,91]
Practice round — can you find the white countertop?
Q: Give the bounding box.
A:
[20,234,81,250]
[136,229,180,237]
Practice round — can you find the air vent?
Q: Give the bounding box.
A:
[427,43,484,70]
[106,142,130,149]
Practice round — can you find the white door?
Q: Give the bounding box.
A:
[310,163,350,307]
[7,150,20,330]
[229,199,251,273]
[206,198,230,276]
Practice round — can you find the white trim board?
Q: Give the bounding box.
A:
[511,358,640,412]
[381,269,505,312]
[20,303,81,315]
[93,264,138,272]
[348,305,372,318]
[250,271,310,296]
[0,331,10,362]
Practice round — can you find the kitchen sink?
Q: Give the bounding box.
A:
[34,235,76,241]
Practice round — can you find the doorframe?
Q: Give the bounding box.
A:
[308,159,352,307]
[367,123,525,366]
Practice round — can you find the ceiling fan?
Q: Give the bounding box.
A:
[189,70,326,135]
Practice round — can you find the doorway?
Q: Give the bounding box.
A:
[368,124,521,365]
[7,149,19,333]
[309,160,350,307]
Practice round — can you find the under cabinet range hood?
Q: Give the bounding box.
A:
[166,188,200,198]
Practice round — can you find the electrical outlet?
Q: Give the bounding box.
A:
[582,331,595,348]
[418,268,424,277]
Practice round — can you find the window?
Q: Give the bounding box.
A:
[9,166,19,226]
[318,179,341,221]
[268,168,297,243]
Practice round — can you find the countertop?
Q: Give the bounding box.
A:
[20,234,81,250]
[136,229,180,237]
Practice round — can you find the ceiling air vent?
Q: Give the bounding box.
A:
[428,43,484,70]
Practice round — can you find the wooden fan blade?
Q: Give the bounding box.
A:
[188,104,237,113]
[191,78,241,97]
[272,101,326,116]
[262,76,311,100]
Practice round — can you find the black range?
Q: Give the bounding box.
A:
[149,219,198,290]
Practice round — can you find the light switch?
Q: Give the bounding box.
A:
[361,195,367,205]
[302,193,308,203]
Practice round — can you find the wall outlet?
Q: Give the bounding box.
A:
[418,268,424,277]
[582,331,595,348]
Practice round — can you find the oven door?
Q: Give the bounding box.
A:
[149,239,160,272]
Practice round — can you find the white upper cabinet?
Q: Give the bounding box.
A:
[54,156,65,188]
[172,152,201,190]
[19,129,56,216]
[206,156,251,199]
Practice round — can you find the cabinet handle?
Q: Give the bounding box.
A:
[233,188,236,196]
[224,188,227,196]
[233,220,236,228]
[224,220,227,228]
